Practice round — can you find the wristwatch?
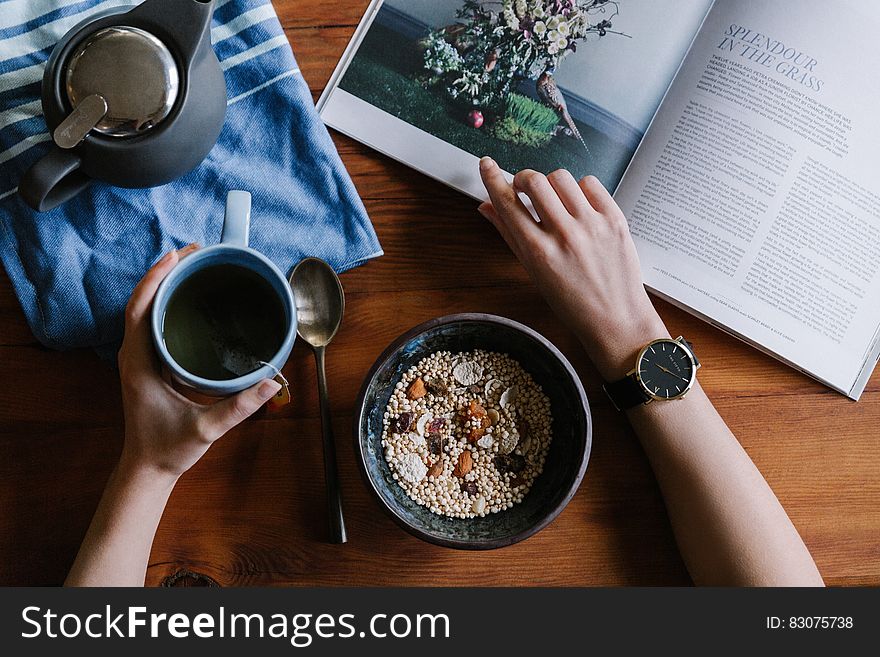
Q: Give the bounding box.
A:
[603,336,700,411]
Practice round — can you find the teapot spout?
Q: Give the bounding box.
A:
[126,0,215,64]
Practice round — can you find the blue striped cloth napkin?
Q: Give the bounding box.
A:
[0,0,382,350]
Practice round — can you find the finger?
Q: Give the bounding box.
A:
[120,243,199,371]
[513,169,571,230]
[479,157,542,242]
[477,202,527,262]
[201,379,282,438]
[578,175,618,215]
[547,169,593,217]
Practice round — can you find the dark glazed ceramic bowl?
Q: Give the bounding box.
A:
[354,314,592,550]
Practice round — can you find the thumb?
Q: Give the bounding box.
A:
[203,379,281,437]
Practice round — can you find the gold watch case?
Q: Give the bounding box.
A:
[629,336,700,403]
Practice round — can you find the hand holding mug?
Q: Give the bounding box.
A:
[118,245,281,479]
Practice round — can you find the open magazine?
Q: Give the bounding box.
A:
[319,0,880,399]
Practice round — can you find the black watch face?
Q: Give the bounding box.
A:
[637,340,695,399]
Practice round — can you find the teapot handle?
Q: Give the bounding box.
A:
[126,0,215,62]
[19,148,91,212]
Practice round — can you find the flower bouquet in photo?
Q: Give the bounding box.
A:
[420,0,626,149]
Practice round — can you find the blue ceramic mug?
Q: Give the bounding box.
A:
[150,190,296,396]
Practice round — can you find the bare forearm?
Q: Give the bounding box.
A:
[627,383,823,586]
[65,458,177,587]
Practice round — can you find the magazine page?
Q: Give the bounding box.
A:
[319,0,713,199]
[614,0,880,398]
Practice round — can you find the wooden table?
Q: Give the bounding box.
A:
[1,0,878,587]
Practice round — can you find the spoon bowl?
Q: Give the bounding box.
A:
[290,258,345,348]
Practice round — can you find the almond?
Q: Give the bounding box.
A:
[427,460,444,479]
[406,377,427,400]
[453,450,473,477]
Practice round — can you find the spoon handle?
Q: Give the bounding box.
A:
[314,346,347,544]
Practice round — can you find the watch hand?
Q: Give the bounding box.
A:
[657,364,690,383]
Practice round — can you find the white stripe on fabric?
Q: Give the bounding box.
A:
[227,68,298,106]
[0,187,18,201]
[0,0,138,65]
[0,131,51,164]
[0,62,43,94]
[220,34,287,71]
[210,5,276,44]
[0,0,84,31]
[0,99,41,129]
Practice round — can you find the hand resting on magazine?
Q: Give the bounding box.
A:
[478,157,824,587]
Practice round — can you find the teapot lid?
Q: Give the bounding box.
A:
[64,26,179,138]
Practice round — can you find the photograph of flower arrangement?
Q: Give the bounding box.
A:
[329,0,712,192]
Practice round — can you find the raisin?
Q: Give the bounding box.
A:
[425,379,448,396]
[495,453,526,474]
[393,411,413,434]
[428,434,444,455]
[507,454,526,473]
[468,384,482,394]
[461,481,478,496]
[517,417,530,440]
[509,474,525,488]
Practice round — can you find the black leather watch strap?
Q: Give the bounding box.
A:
[603,375,651,411]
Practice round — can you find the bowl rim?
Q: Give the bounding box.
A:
[352,313,592,550]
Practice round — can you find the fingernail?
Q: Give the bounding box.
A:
[178,242,200,256]
[479,156,495,171]
[258,379,282,400]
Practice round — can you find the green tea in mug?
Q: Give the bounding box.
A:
[162,264,287,381]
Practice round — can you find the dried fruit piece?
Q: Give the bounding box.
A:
[461,481,478,496]
[517,417,530,441]
[425,378,448,396]
[495,453,526,474]
[428,434,444,455]
[392,411,413,434]
[427,460,444,479]
[426,417,446,435]
[453,450,473,477]
[407,377,427,400]
[509,474,525,488]
[453,360,483,386]
[468,400,488,419]
[468,384,482,394]
[466,426,485,444]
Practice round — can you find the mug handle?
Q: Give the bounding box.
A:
[18,148,92,212]
[221,190,251,247]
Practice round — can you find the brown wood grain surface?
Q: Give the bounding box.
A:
[1,0,878,586]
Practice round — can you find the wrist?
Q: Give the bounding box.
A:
[116,449,181,490]
[583,313,669,381]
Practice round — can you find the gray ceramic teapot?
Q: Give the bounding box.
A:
[19,0,227,212]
